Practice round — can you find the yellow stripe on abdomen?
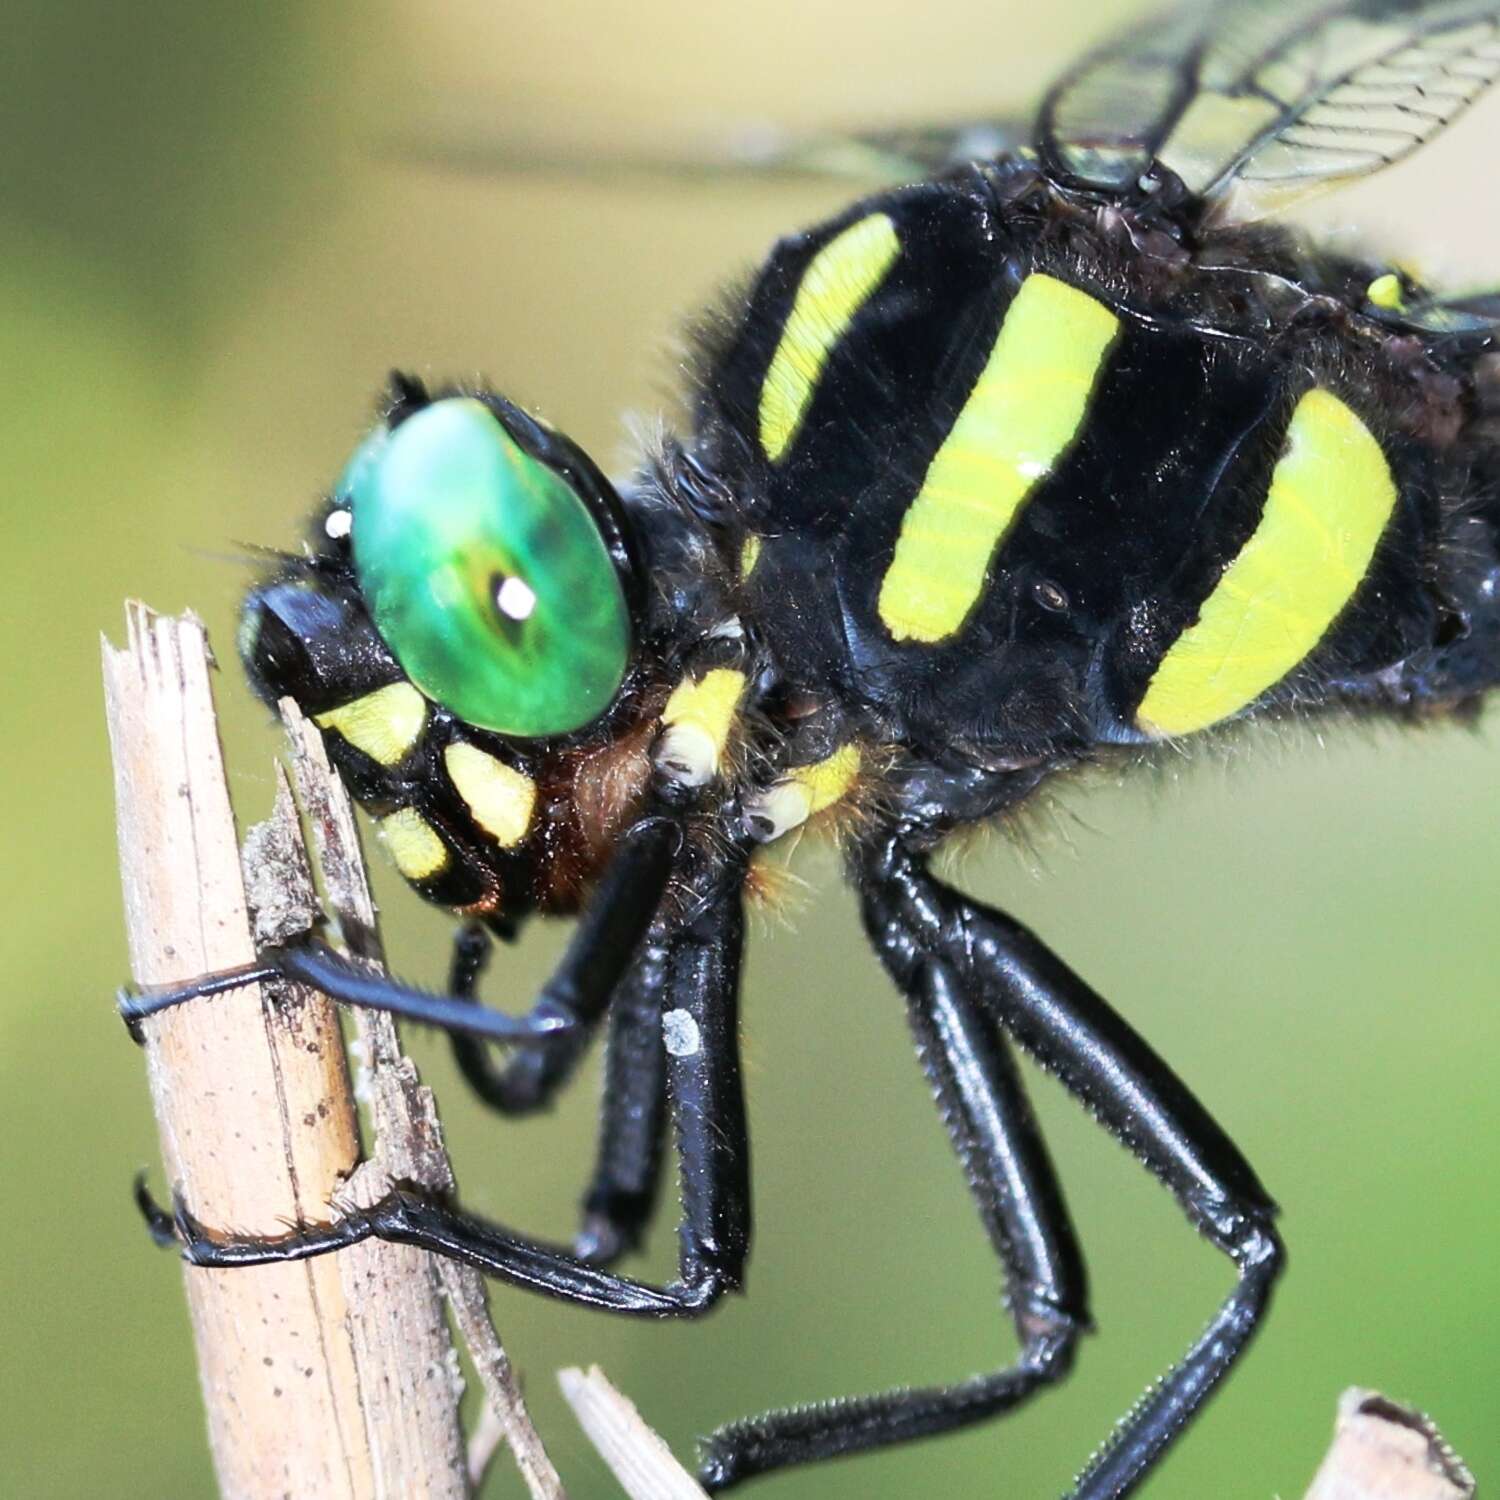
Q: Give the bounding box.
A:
[1136,389,1398,738]
[877,274,1120,643]
[759,213,901,462]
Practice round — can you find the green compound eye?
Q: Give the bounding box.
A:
[347,397,631,738]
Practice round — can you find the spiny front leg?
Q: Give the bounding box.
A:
[140,841,752,1321]
[119,814,680,1046]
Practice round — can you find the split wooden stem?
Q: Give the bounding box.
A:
[104,604,563,1500]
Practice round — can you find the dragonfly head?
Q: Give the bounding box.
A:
[237,374,653,922]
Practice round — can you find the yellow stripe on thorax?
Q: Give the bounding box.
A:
[1136,388,1397,738]
[878,274,1120,643]
[759,214,901,462]
[1366,273,1404,311]
[315,681,427,765]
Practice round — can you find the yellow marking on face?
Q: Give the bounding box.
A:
[315,681,427,766]
[443,742,536,847]
[377,807,448,881]
[1137,389,1397,738]
[878,274,1120,643]
[789,744,862,815]
[759,213,901,462]
[657,668,747,785]
[740,534,762,581]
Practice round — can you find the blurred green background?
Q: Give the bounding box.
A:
[5,2,1498,1496]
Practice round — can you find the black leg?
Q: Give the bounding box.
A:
[575,927,671,1265]
[449,915,673,1266]
[146,846,752,1320]
[445,923,598,1115]
[120,815,680,1047]
[698,951,1087,1488]
[857,834,1283,1500]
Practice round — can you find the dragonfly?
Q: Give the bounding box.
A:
[126,1,1500,1492]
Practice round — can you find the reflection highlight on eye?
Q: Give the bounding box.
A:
[343,398,631,738]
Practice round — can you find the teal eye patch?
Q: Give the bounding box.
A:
[335,423,391,509]
[349,398,631,737]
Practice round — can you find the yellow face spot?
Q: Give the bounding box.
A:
[878,274,1120,643]
[740,534,762,581]
[315,681,427,766]
[1137,388,1398,738]
[759,213,901,462]
[656,668,747,786]
[377,807,448,881]
[443,742,536,847]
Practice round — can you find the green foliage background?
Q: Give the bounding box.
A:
[4,4,1496,1496]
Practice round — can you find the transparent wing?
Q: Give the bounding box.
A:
[1035,0,1500,218]
[1399,286,1500,331]
[389,117,1030,189]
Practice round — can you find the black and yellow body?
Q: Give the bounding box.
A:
[126,3,1500,1496]
[716,161,1497,778]
[247,162,1500,904]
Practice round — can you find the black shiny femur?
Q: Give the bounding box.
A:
[123,2,1500,1495]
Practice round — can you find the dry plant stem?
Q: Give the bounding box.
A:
[465,1403,512,1493]
[557,1366,708,1500]
[282,700,566,1500]
[104,604,467,1497]
[1303,1389,1476,1500]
